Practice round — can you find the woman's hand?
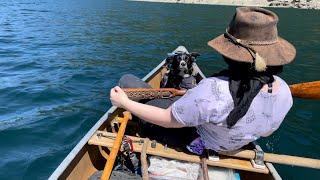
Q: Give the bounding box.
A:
[110,86,129,108]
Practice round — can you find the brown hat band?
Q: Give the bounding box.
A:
[224,28,278,45]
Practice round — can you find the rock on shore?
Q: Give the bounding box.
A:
[132,0,320,9]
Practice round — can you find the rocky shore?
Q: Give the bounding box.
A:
[132,0,320,9]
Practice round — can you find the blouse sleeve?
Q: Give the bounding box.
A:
[171,78,217,127]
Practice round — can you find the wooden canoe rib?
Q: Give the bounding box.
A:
[49,46,280,180]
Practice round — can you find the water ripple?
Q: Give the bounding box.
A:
[0,1,319,180]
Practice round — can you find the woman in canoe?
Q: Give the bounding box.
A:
[110,7,296,154]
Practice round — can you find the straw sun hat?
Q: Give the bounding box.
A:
[208,7,296,71]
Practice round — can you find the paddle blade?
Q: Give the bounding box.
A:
[289,81,320,99]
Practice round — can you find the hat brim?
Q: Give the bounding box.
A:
[208,34,296,66]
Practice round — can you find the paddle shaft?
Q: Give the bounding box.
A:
[123,81,320,100]
[101,111,132,180]
[221,149,320,169]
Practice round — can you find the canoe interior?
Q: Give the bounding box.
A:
[59,64,167,180]
[55,47,279,180]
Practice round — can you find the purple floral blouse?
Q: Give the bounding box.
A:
[172,76,292,152]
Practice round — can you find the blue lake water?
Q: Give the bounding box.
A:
[0,0,319,179]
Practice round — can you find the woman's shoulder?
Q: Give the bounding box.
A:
[257,76,293,107]
[274,76,292,97]
[275,76,293,104]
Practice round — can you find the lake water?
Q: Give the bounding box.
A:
[0,0,319,179]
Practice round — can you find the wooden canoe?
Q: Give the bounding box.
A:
[49,46,281,180]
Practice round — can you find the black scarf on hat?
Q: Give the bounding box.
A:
[211,57,283,128]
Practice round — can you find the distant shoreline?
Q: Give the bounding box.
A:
[130,0,320,9]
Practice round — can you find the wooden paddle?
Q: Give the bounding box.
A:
[124,81,320,100]
[123,88,186,100]
[289,81,320,99]
[220,149,320,169]
[101,111,132,180]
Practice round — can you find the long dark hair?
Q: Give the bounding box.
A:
[212,57,283,128]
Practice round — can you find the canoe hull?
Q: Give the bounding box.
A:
[49,46,281,180]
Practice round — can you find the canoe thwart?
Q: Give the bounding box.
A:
[88,131,270,174]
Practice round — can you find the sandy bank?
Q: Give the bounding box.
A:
[131,0,320,9]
